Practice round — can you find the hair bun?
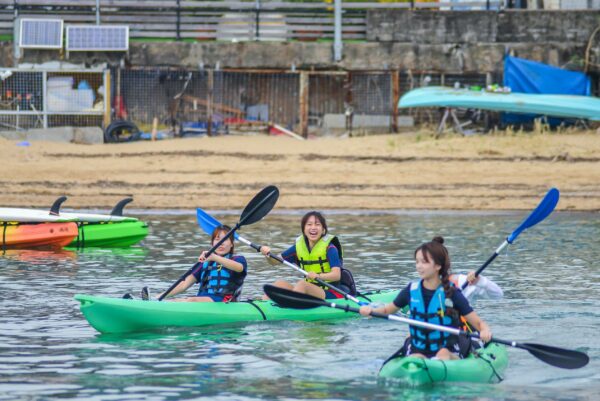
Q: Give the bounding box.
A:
[432,236,444,244]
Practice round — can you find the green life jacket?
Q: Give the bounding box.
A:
[295,234,342,284]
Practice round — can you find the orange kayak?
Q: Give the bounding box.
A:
[1,222,78,249]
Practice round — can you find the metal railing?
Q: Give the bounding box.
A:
[0,1,509,40]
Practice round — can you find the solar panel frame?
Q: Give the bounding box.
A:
[66,25,130,52]
[19,18,64,49]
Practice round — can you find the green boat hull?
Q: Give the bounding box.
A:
[74,290,397,334]
[378,342,508,385]
[68,221,149,248]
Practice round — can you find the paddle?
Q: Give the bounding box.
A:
[157,185,279,301]
[462,187,560,290]
[264,285,589,370]
[197,207,367,305]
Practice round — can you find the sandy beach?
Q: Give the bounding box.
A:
[2,130,600,211]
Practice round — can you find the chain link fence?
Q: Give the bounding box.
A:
[0,68,106,131]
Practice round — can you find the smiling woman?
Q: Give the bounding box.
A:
[260,211,351,300]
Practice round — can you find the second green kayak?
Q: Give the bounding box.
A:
[379,342,509,385]
[74,290,397,334]
[68,220,149,248]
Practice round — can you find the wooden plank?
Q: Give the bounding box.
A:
[391,69,399,133]
[299,71,308,138]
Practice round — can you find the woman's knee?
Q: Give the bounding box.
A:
[436,348,458,360]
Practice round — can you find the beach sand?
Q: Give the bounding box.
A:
[1,130,599,211]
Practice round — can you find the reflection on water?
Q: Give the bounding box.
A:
[1,211,599,400]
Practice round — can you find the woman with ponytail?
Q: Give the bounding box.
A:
[360,236,492,360]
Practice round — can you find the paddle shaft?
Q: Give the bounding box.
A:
[319,299,557,353]
[236,235,365,305]
[461,240,509,290]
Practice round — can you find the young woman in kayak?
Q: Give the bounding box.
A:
[161,225,247,302]
[359,236,492,360]
[260,211,345,300]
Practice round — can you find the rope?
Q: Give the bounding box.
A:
[244,300,267,320]
[477,349,504,383]
[2,222,7,253]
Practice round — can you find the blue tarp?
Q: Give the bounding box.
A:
[502,55,592,125]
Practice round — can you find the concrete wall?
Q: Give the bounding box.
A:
[367,10,600,44]
[2,10,598,75]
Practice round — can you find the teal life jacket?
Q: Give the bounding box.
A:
[197,254,245,298]
[409,280,454,354]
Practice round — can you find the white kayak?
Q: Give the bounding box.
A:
[0,197,138,223]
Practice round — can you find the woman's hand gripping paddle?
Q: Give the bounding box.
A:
[264,284,589,370]
[197,207,367,305]
[157,186,279,301]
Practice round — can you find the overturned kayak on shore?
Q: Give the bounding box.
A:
[74,290,397,334]
[379,342,509,385]
[1,222,78,249]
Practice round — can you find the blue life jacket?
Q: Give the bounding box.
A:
[197,254,244,298]
[409,280,454,354]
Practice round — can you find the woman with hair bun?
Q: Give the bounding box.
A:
[359,236,492,360]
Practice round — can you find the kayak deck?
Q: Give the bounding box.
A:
[75,290,397,334]
[378,342,508,385]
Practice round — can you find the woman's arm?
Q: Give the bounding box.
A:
[160,274,197,299]
[359,302,400,316]
[473,275,504,299]
[308,266,341,282]
[208,253,245,273]
[464,311,492,342]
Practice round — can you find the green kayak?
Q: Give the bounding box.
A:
[68,220,149,248]
[378,342,508,385]
[74,290,397,334]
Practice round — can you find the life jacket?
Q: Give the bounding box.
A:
[295,234,357,295]
[295,233,340,281]
[197,254,245,300]
[408,280,454,354]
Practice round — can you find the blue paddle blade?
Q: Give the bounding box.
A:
[507,188,559,243]
[196,208,239,239]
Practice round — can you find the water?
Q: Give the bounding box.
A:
[1,211,599,400]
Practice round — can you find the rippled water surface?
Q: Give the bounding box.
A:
[1,210,599,401]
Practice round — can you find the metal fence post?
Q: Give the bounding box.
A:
[255,0,261,41]
[334,0,343,62]
[176,0,181,41]
[207,69,213,136]
[42,70,48,129]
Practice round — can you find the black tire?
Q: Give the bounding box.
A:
[104,120,142,143]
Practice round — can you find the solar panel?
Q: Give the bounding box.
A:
[66,25,129,52]
[19,19,63,49]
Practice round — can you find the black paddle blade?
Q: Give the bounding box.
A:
[239,186,279,226]
[520,343,589,369]
[263,284,326,309]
